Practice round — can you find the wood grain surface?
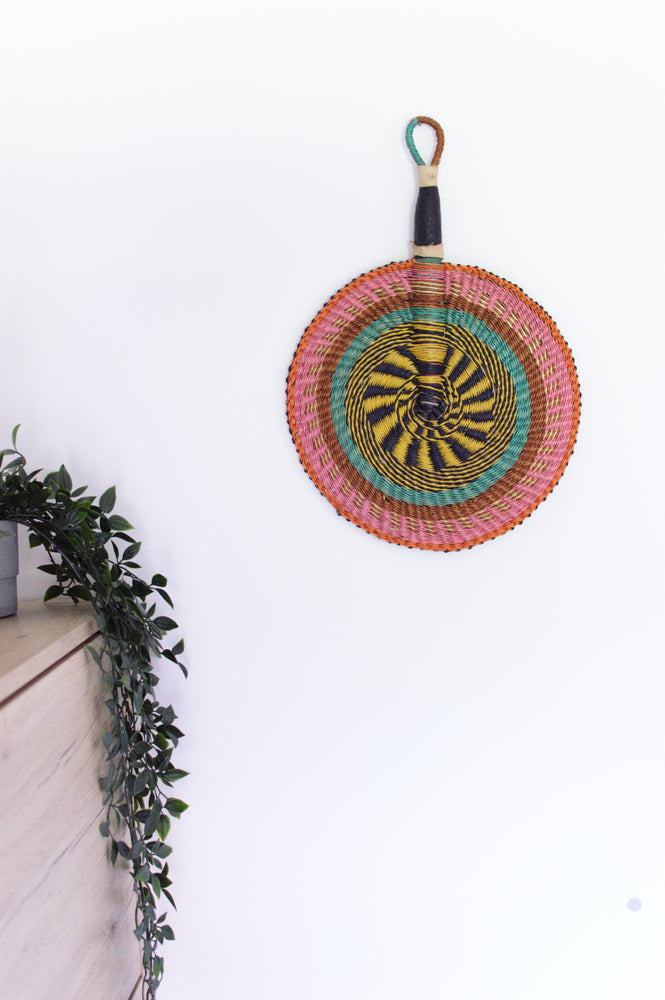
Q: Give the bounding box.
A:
[0,601,141,1000]
[0,598,99,703]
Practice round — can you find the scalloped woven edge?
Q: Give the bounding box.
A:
[286,259,581,552]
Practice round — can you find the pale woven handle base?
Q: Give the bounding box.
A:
[413,242,444,259]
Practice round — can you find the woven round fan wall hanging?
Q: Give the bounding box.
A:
[287,117,580,551]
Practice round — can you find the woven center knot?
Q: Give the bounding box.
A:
[413,388,448,421]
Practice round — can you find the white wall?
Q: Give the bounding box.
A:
[1,2,664,997]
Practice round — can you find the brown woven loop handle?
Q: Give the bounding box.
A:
[406,117,445,166]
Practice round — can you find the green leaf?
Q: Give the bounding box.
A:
[37,563,59,575]
[161,925,175,941]
[162,888,176,910]
[151,573,167,587]
[135,864,151,882]
[112,531,133,544]
[133,771,150,795]
[123,541,141,561]
[165,769,189,783]
[99,821,110,837]
[130,840,144,860]
[156,588,174,608]
[156,814,171,841]
[11,424,20,448]
[165,798,188,817]
[152,842,173,859]
[108,514,134,531]
[58,465,72,491]
[132,579,152,600]
[171,638,185,656]
[153,617,177,632]
[43,585,63,602]
[98,486,116,513]
[86,644,102,666]
[144,799,162,838]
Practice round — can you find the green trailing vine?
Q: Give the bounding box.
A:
[0,427,187,999]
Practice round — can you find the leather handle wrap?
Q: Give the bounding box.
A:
[414,186,442,249]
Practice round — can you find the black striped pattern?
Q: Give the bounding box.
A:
[344,321,517,493]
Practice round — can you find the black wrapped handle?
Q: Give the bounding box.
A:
[414,186,441,248]
[405,117,445,260]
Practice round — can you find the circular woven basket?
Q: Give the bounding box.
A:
[287,119,580,551]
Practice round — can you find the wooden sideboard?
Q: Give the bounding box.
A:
[0,600,141,1000]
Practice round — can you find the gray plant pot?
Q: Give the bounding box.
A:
[0,521,18,618]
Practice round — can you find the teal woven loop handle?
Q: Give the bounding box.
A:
[406,117,445,166]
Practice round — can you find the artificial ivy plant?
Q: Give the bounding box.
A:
[0,427,187,999]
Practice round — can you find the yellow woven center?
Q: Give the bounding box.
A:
[344,321,517,492]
